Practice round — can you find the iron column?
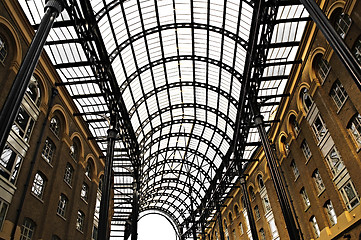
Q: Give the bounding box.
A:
[131,180,139,240]
[0,0,64,153]
[251,103,301,240]
[215,200,225,240]
[300,0,361,89]
[98,114,118,240]
[240,176,259,240]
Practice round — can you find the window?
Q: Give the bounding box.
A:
[290,160,300,180]
[228,212,233,224]
[324,200,337,226]
[301,88,313,112]
[12,106,35,143]
[239,222,244,235]
[330,80,348,109]
[26,76,41,107]
[98,175,104,192]
[348,114,361,147]
[340,179,360,211]
[64,163,74,186]
[42,138,55,164]
[92,226,98,240]
[262,195,271,214]
[300,188,311,209]
[51,235,61,240]
[310,216,320,238]
[257,175,264,189]
[234,204,240,217]
[317,58,331,82]
[312,114,327,142]
[254,205,260,220]
[281,136,290,155]
[268,218,279,239]
[57,194,68,218]
[31,172,46,199]
[0,199,9,231]
[290,115,300,136]
[259,228,266,240]
[69,144,78,161]
[232,229,236,239]
[0,36,6,64]
[76,210,85,232]
[85,162,92,179]
[20,218,36,240]
[49,117,60,136]
[312,169,325,194]
[352,36,361,64]
[249,186,256,201]
[0,144,22,184]
[81,183,89,202]
[300,140,312,161]
[325,146,344,176]
[335,13,352,38]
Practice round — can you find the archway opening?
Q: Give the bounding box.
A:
[138,212,178,240]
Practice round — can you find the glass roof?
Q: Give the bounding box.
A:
[18,0,308,238]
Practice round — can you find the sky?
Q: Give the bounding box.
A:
[138,214,177,240]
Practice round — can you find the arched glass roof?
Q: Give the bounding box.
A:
[19,0,309,238]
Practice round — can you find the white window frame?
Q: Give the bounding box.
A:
[20,218,36,240]
[330,80,348,109]
[64,163,74,186]
[57,194,68,218]
[340,179,360,211]
[325,146,345,177]
[31,172,46,199]
[348,114,361,147]
[324,200,337,226]
[290,160,300,180]
[310,216,320,238]
[76,210,85,232]
[300,188,311,209]
[42,138,55,164]
[311,114,328,143]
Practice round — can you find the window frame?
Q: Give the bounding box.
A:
[312,169,325,194]
[31,172,46,199]
[300,187,311,209]
[340,179,360,211]
[0,35,7,64]
[324,200,337,226]
[330,80,348,109]
[311,114,328,143]
[310,216,320,238]
[81,182,89,203]
[0,144,23,184]
[20,218,36,240]
[57,194,68,218]
[76,210,85,232]
[325,146,345,177]
[42,138,56,164]
[63,163,74,186]
[348,113,361,147]
[290,160,300,180]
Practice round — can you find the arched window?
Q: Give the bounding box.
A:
[234,204,239,217]
[57,194,68,218]
[99,175,104,192]
[69,144,78,161]
[31,172,46,199]
[316,56,331,82]
[0,35,7,64]
[51,235,61,240]
[330,80,348,109]
[228,212,233,224]
[352,36,361,64]
[85,162,92,179]
[26,76,41,107]
[259,228,266,240]
[348,113,361,147]
[20,218,36,240]
[63,163,74,186]
[76,210,85,232]
[49,117,60,137]
[42,138,56,164]
[310,216,320,238]
[332,9,352,38]
[257,175,264,189]
[301,88,313,113]
[81,182,89,202]
[312,169,325,194]
[324,200,337,226]
[289,114,300,136]
[249,186,256,201]
[280,135,290,155]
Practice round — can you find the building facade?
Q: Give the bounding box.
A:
[205,0,361,239]
[0,1,105,239]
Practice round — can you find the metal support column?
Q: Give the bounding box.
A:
[300,0,361,89]
[131,180,139,240]
[98,113,118,240]
[240,176,259,240]
[250,103,301,240]
[215,200,225,240]
[0,0,64,153]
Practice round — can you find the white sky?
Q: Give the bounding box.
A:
[138,214,177,240]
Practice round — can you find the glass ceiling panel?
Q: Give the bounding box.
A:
[18,0,309,237]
